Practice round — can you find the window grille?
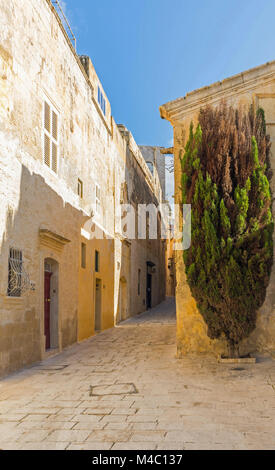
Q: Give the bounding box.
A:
[45,261,53,273]
[43,100,59,173]
[7,248,31,297]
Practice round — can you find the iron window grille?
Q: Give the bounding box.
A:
[7,248,33,297]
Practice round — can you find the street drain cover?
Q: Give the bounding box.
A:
[231,367,245,371]
[90,383,138,396]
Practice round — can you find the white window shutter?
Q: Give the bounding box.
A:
[52,111,58,141]
[44,102,51,133]
[44,134,50,167]
[52,142,57,173]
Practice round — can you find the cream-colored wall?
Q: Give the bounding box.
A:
[161,63,275,356]
[0,0,165,376]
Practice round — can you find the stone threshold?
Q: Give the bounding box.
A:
[218,355,256,364]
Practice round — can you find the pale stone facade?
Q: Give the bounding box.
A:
[166,237,176,298]
[0,0,166,377]
[160,61,275,356]
[139,146,176,298]
[139,146,166,201]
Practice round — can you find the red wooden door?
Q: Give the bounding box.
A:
[44,272,52,350]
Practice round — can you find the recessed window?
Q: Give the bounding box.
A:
[77,178,83,198]
[7,248,23,297]
[97,86,106,116]
[43,100,59,173]
[81,243,86,269]
[138,269,141,296]
[95,250,99,273]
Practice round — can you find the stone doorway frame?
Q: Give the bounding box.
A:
[43,258,60,353]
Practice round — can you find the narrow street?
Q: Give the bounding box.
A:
[0,298,275,450]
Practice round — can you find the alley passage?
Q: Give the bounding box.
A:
[0,298,275,450]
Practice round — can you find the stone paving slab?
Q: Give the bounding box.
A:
[0,298,275,450]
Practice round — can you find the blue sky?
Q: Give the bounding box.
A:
[59,0,275,199]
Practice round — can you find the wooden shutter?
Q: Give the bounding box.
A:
[52,110,58,140]
[44,102,51,133]
[52,142,57,173]
[43,100,59,172]
[44,134,50,167]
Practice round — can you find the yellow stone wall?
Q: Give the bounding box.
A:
[78,238,115,341]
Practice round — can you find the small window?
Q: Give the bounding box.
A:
[95,184,101,213]
[77,178,83,198]
[8,248,23,297]
[138,269,141,296]
[95,250,99,273]
[146,162,154,175]
[97,86,106,116]
[43,100,59,173]
[81,243,86,269]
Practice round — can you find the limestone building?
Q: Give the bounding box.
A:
[0,0,166,377]
[160,61,275,356]
[139,145,175,298]
[139,146,166,201]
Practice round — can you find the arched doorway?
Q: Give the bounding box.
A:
[44,258,59,350]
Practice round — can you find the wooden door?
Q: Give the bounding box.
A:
[44,271,52,350]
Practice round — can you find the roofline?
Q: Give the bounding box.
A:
[160,60,275,124]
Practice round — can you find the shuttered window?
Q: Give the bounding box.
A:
[43,100,59,173]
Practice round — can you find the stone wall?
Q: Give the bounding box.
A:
[139,146,166,201]
[118,127,166,316]
[0,0,165,376]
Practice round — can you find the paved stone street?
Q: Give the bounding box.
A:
[0,298,275,450]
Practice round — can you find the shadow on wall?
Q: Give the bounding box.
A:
[0,164,85,376]
[115,142,167,323]
[0,154,167,376]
